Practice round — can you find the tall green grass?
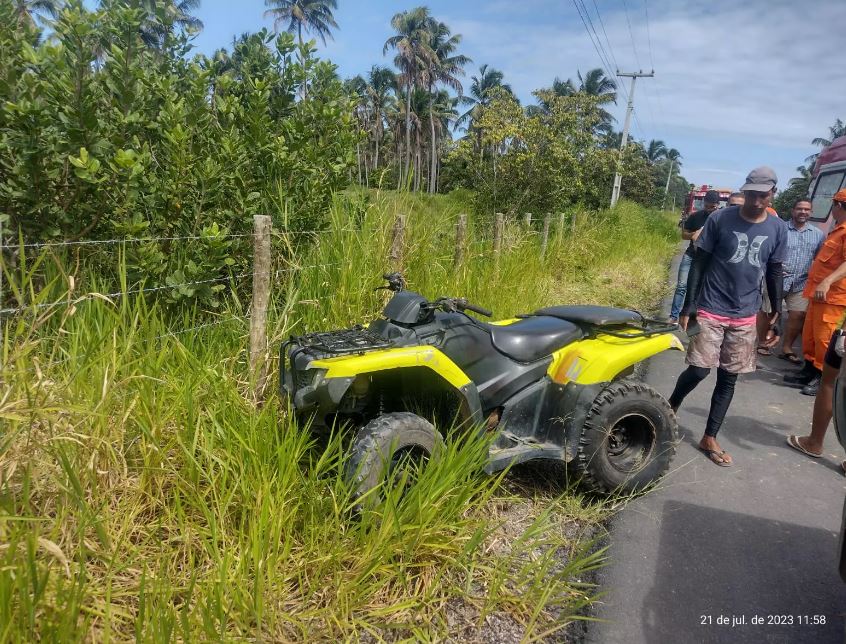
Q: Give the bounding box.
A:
[0,191,677,641]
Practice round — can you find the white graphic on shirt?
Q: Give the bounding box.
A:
[728,232,768,267]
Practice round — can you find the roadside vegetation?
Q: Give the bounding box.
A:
[1,190,678,641]
[2,1,684,640]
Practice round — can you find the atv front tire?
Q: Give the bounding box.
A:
[346,412,444,507]
[575,380,677,494]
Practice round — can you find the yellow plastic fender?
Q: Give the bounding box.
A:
[308,346,471,389]
[548,332,684,385]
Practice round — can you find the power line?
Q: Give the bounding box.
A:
[570,0,644,137]
[570,0,617,87]
[640,0,671,144]
[621,0,643,69]
[590,0,620,72]
[583,0,640,134]
[643,0,656,71]
[578,0,616,78]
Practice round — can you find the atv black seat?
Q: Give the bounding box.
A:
[533,305,642,327]
[488,316,584,363]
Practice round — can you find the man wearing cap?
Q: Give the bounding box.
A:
[785,189,846,396]
[669,190,723,323]
[670,167,787,467]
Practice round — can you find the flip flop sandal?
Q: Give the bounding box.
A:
[699,447,732,467]
[779,352,802,364]
[787,434,822,458]
[757,346,772,356]
[841,460,846,476]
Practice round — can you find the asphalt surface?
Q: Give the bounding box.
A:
[585,251,846,644]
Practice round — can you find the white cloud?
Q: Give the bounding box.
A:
[441,0,844,187]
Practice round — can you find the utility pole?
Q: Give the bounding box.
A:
[610,70,654,208]
[662,158,674,210]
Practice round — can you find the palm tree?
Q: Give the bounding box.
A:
[425,20,469,192]
[531,76,575,114]
[366,66,396,176]
[264,0,338,47]
[107,0,203,48]
[646,139,667,163]
[807,118,846,166]
[265,0,337,100]
[457,64,512,155]
[662,148,682,205]
[790,163,813,187]
[457,65,511,126]
[13,0,61,30]
[384,7,435,188]
[345,75,369,185]
[576,68,616,134]
[601,130,623,149]
[812,118,846,149]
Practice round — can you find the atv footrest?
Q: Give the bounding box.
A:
[294,325,394,356]
[485,443,566,474]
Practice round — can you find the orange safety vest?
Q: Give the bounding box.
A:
[804,221,846,306]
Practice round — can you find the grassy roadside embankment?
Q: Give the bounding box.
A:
[0,190,678,641]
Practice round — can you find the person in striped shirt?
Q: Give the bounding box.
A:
[758,199,824,363]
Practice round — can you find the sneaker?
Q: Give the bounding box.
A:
[801,376,821,396]
[784,366,820,386]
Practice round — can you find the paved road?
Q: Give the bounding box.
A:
[585,252,846,644]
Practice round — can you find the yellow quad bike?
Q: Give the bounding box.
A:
[280,273,684,499]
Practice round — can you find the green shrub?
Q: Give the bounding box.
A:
[0,1,357,307]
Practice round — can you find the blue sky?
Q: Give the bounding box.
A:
[188,0,845,194]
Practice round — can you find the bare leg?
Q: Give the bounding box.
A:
[794,362,838,455]
[782,310,806,354]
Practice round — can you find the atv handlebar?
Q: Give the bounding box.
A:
[374,272,406,293]
[456,299,492,318]
[426,297,492,318]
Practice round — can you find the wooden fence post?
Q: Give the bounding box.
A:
[494,213,504,258]
[559,212,566,235]
[541,213,551,259]
[390,214,406,268]
[0,217,3,357]
[454,213,467,267]
[250,215,272,402]
[524,212,532,229]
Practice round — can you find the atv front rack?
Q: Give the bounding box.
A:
[290,325,394,356]
[280,326,395,401]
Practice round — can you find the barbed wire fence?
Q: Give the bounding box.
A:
[0,211,565,400]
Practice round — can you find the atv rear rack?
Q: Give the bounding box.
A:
[595,318,679,339]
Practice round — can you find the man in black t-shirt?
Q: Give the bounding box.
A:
[669,167,787,467]
[669,190,722,322]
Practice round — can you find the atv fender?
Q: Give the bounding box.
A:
[307,347,485,426]
[548,332,683,385]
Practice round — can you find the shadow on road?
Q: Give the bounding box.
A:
[677,411,846,475]
[641,500,846,644]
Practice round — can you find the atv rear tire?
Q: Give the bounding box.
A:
[575,380,677,494]
[346,412,444,507]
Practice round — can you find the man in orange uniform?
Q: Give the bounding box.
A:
[785,189,846,395]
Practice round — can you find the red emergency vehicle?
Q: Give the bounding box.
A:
[683,185,733,217]
[808,135,846,231]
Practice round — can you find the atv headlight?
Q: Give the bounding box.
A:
[294,367,326,390]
